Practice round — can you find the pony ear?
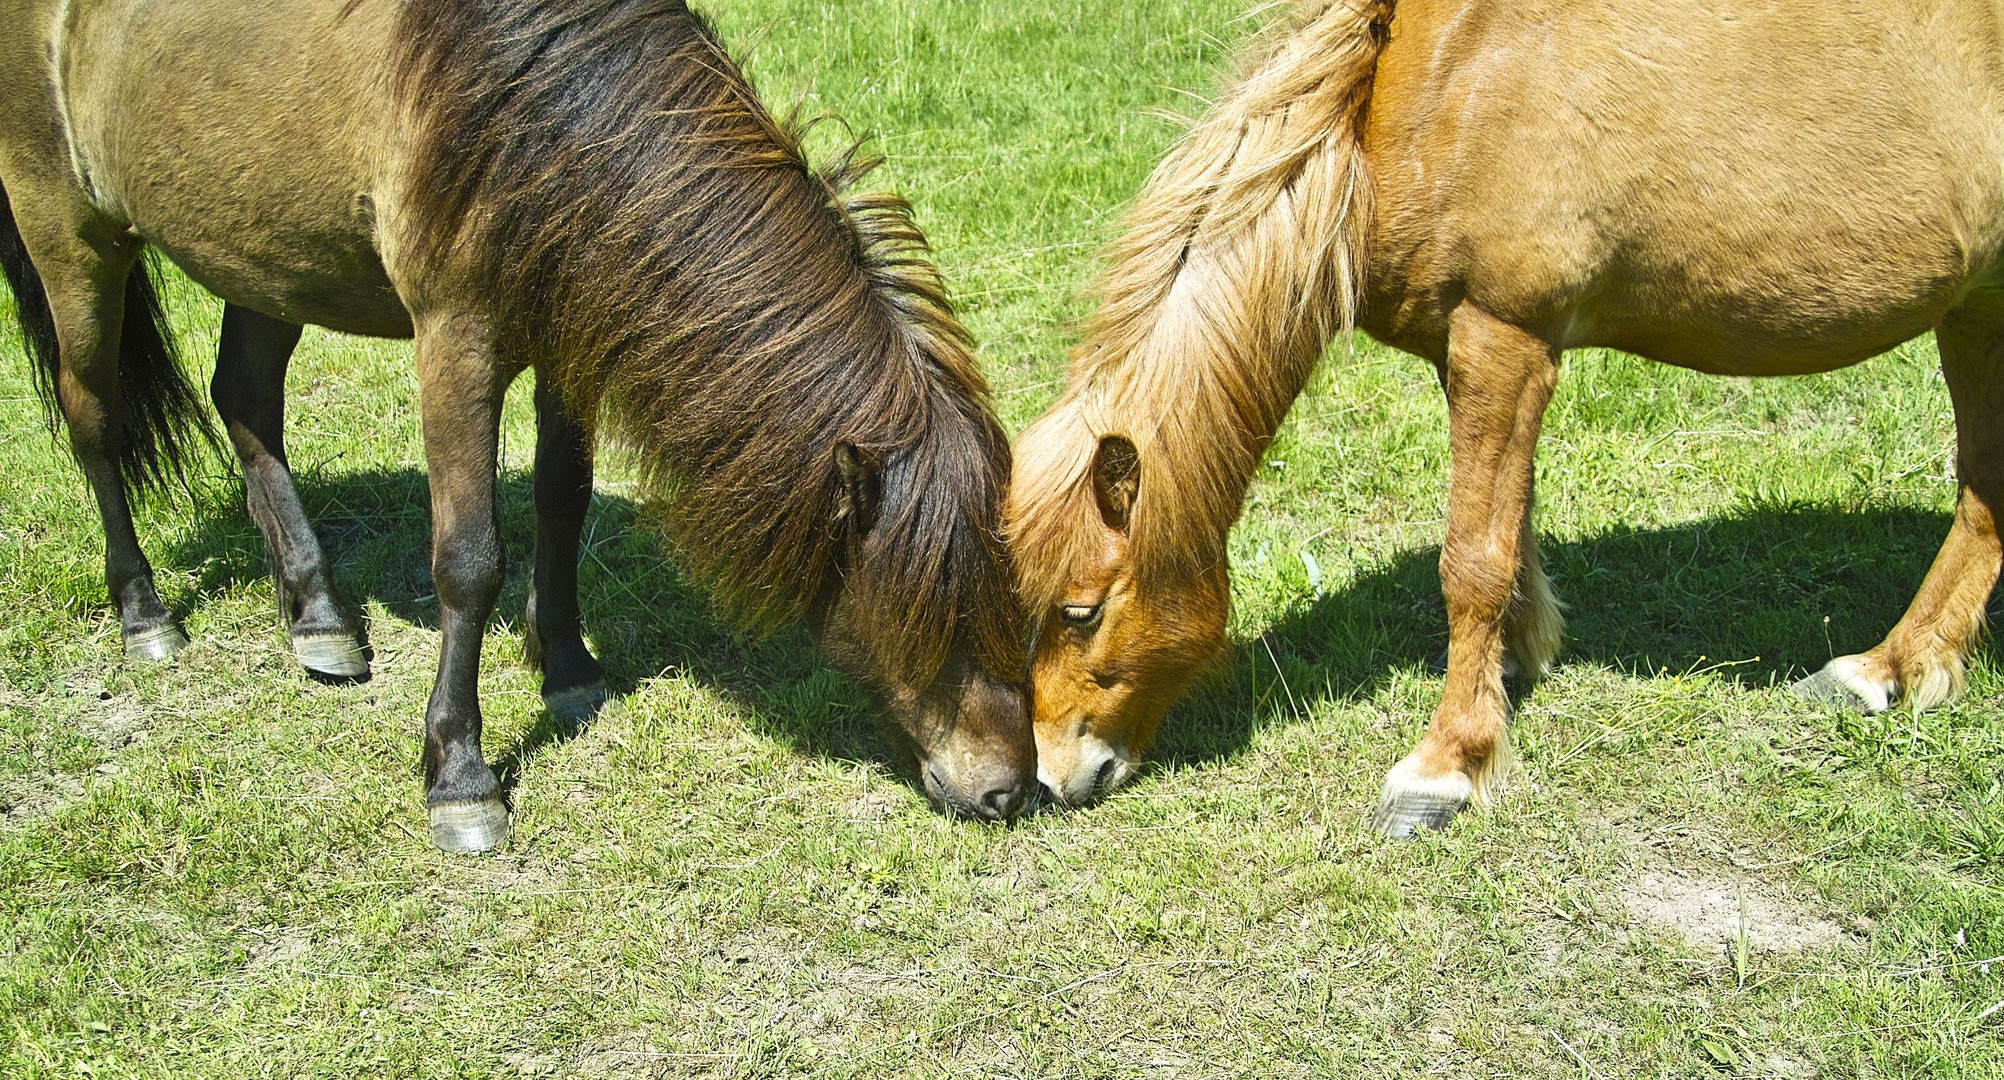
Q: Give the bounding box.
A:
[1092,435,1140,533]
[832,441,877,528]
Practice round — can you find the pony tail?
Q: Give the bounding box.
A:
[112,255,220,501]
[1028,0,1393,592]
[0,183,62,439]
[1,183,216,502]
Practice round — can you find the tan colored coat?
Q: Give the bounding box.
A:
[1008,0,2004,828]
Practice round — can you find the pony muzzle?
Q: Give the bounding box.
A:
[910,673,1035,822]
[1036,733,1136,807]
[922,757,1031,822]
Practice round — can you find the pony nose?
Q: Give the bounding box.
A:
[927,762,1031,822]
[977,781,1028,821]
[957,757,1031,821]
[1091,756,1118,797]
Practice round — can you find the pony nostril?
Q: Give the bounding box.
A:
[1037,781,1059,806]
[1092,757,1117,795]
[978,783,1026,821]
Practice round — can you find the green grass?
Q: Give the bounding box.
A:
[4,1,2002,1076]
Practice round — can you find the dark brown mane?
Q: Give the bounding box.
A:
[393,0,1018,682]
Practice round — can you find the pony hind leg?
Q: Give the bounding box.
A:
[1375,304,1559,837]
[524,371,606,724]
[211,304,367,680]
[1,182,188,659]
[1794,305,2004,712]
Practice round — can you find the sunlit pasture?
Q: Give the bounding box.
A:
[2,2,2000,1076]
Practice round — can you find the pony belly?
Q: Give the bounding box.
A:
[1366,180,1981,375]
[1574,289,1956,378]
[146,230,414,340]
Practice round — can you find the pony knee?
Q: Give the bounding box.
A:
[433,530,504,612]
[1439,543,1521,630]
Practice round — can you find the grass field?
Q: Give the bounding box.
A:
[4,1,2003,1076]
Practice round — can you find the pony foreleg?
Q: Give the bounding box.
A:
[211,304,366,680]
[1375,304,1558,838]
[1425,507,1561,682]
[1795,305,2004,713]
[415,319,513,853]
[525,371,606,724]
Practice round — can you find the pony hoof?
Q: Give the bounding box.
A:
[293,633,368,681]
[429,798,510,853]
[1790,658,1891,714]
[124,625,189,662]
[1371,793,1467,838]
[1373,756,1473,838]
[542,681,608,725]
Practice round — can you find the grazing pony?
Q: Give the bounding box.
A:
[0,0,1033,850]
[1008,0,2004,833]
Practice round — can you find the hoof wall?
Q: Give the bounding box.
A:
[1371,794,1466,839]
[429,799,509,853]
[1790,660,1889,714]
[542,681,608,725]
[124,625,189,662]
[293,633,368,680]
[1790,669,1861,709]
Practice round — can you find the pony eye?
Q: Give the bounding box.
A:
[1059,603,1102,628]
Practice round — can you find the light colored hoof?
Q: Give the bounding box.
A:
[1372,757,1473,839]
[542,681,608,724]
[292,632,368,680]
[1791,657,1891,714]
[428,799,510,853]
[1371,792,1468,838]
[1790,670,1869,711]
[124,625,189,662]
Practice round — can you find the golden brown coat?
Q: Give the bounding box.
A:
[1010,0,2004,828]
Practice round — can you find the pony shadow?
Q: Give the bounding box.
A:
[169,465,908,788]
[1153,504,1997,768]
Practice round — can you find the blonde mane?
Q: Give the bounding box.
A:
[1007,0,1393,609]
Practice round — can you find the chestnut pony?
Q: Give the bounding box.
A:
[0,0,1033,850]
[1009,0,2004,833]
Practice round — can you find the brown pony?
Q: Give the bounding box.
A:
[0,0,1033,851]
[1009,0,2004,833]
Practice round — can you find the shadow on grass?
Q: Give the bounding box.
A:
[169,472,1996,787]
[167,465,907,786]
[1154,504,2002,769]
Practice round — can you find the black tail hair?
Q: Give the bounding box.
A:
[0,182,217,501]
